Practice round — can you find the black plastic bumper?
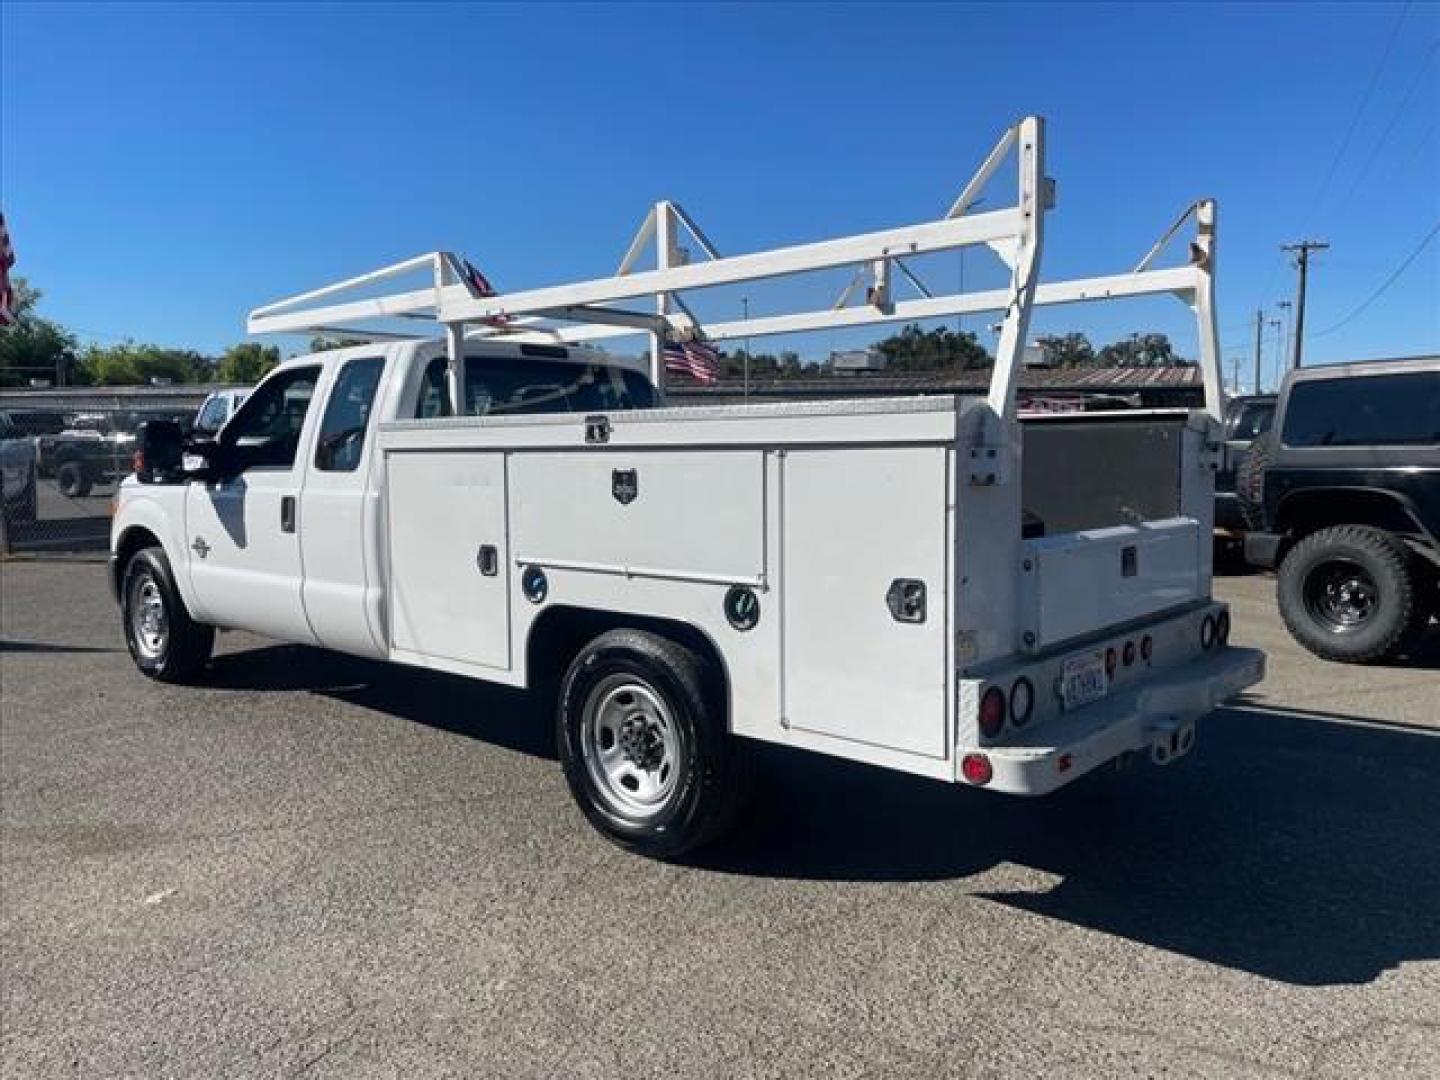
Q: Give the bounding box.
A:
[1244,531,1284,569]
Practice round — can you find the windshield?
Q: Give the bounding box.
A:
[461,356,658,417]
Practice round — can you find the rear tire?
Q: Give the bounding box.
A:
[556,628,752,859]
[121,546,214,683]
[1277,525,1417,663]
[56,460,93,498]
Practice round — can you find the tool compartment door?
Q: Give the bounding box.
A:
[386,449,511,670]
[781,447,949,759]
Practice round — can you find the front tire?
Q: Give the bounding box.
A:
[121,546,214,682]
[557,629,751,859]
[1277,525,1417,663]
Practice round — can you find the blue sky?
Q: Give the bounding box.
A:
[3,1,1436,388]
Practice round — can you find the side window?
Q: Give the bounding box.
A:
[195,396,229,435]
[414,356,454,419]
[315,357,385,472]
[222,365,321,469]
[1283,373,1440,448]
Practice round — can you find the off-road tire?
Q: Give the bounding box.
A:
[557,628,753,859]
[56,460,93,499]
[120,546,214,683]
[1236,430,1275,531]
[1277,525,1417,663]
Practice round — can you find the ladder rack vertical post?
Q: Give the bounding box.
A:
[1192,199,1225,421]
[653,201,680,392]
[986,117,1046,422]
[445,322,465,413]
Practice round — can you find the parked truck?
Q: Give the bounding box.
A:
[111,117,1263,857]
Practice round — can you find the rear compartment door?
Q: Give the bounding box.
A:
[780,447,949,759]
[386,450,510,670]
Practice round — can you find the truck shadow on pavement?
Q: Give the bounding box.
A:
[204,643,1438,988]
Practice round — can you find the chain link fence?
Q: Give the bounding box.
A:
[0,388,215,555]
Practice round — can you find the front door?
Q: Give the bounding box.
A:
[185,363,323,644]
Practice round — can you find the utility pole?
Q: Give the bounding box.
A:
[1281,241,1328,369]
[1269,318,1282,392]
[1276,299,1293,371]
[1253,308,1265,394]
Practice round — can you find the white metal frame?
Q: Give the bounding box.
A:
[248,116,1224,420]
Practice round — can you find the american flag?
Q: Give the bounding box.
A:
[662,338,721,385]
[0,213,15,327]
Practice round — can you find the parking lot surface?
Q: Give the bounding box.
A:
[2,560,1437,1078]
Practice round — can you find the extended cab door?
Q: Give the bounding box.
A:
[184,363,323,644]
[298,352,390,657]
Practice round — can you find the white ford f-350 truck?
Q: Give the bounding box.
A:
[111,117,1264,857]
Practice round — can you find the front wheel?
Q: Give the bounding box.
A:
[56,460,93,498]
[121,546,214,682]
[1277,525,1418,663]
[557,628,752,859]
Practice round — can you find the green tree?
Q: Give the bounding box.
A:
[1034,332,1096,367]
[77,342,209,385]
[873,323,991,372]
[0,277,80,387]
[1097,332,1186,368]
[216,342,280,384]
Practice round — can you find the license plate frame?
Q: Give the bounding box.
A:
[1061,650,1109,711]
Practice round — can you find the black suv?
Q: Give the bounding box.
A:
[1215,393,1276,535]
[1240,357,1439,663]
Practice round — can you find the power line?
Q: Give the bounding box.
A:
[1312,218,1440,338]
[1297,0,1411,234]
[1338,39,1440,208]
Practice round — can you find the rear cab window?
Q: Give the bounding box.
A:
[413,351,656,419]
[1282,372,1440,448]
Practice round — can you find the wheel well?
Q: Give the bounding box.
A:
[525,606,730,718]
[114,526,161,591]
[1277,490,1426,546]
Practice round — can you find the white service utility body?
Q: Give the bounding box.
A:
[111,117,1264,855]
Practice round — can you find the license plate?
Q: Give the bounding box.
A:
[1061,651,1108,710]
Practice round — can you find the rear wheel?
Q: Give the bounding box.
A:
[1277,525,1417,663]
[121,546,214,682]
[56,460,93,498]
[557,628,752,859]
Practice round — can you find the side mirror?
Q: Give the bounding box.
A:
[135,420,185,483]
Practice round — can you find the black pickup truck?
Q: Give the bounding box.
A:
[1240,357,1439,663]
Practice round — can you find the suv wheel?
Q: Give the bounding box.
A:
[557,628,753,859]
[1277,525,1417,663]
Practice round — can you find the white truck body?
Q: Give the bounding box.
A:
[111,117,1263,847]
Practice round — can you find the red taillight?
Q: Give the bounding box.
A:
[961,753,993,785]
[1216,610,1231,646]
[1200,615,1217,650]
[1140,635,1153,662]
[1122,640,1136,667]
[1105,647,1118,678]
[979,687,1006,738]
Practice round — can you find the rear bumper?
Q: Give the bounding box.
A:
[1244,531,1284,569]
[968,646,1265,796]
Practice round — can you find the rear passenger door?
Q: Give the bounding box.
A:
[299,353,389,657]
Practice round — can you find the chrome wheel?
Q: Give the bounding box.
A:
[580,674,684,822]
[1304,559,1378,634]
[129,571,169,660]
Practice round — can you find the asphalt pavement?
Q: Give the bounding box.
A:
[2,560,1437,1078]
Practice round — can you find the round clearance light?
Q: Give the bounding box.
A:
[979,686,1006,738]
[1200,614,1216,650]
[961,752,993,786]
[1123,640,1137,667]
[1140,635,1154,662]
[1216,610,1231,646]
[521,566,549,604]
[724,586,760,632]
[1105,646,1119,678]
[1010,677,1035,727]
